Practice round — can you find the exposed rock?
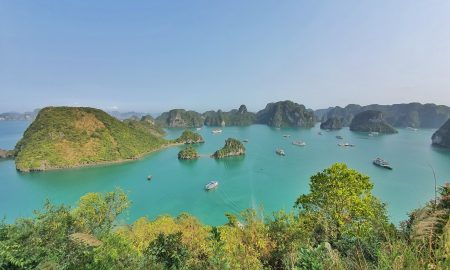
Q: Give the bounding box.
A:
[320,117,343,130]
[349,110,398,134]
[155,109,203,128]
[0,149,14,159]
[432,118,450,148]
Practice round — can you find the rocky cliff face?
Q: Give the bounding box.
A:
[432,118,450,148]
[320,117,343,130]
[349,110,398,134]
[256,101,315,128]
[155,109,203,128]
[203,105,256,126]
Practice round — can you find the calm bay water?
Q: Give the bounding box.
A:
[1,121,449,225]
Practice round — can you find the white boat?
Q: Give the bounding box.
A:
[212,129,222,134]
[205,181,219,191]
[292,140,306,146]
[276,149,286,156]
[196,127,202,131]
[369,132,379,136]
[147,175,153,181]
[338,142,355,147]
[407,127,418,131]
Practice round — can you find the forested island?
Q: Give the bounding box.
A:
[0,163,448,269]
[14,107,167,172]
[174,130,204,144]
[349,110,398,134]
[212,138,246,158]
[177,146,200,160]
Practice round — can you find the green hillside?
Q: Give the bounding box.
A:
[14,107,167,172]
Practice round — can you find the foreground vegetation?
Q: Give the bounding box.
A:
[0,163,449,269]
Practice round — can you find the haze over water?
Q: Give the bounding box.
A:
[1,121,449,226]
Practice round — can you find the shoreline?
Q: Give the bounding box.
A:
[17,142,184,173]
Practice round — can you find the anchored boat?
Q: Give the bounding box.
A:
[212,129,222,134]
[276,149,286,156]
[373,157,393,170]
[292,140,306,146]
[205,181,219,191]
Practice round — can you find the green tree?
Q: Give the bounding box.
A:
[73,188,129,236]
[295,163,388,243]
[146,232,189,270]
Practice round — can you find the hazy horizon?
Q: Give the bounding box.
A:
[1,1,450,112]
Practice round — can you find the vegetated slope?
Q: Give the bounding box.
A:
[15,107,166,172]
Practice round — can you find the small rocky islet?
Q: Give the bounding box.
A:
[211,138,246,159]
[177,146,200,160]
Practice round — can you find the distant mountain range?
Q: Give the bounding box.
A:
[2,101,450,129]
[317,103,450,128]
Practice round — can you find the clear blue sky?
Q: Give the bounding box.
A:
[1,1,450,113]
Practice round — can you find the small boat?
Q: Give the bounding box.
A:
[407,127,418,131]
[275,149,286,156]
[283,134,291,138]
[368,132,379,137]
[292,140,306,146]
[373,157,393,170]
[205,181,219,191]
[242,139,249,143]
[318,132,323,135]
[336,135,343,140]
[212,129,222,134]
[338,142,355,147]
[147,175,153,180]
[196,127,202,131]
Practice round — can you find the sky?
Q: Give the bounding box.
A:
[1,1,450,113]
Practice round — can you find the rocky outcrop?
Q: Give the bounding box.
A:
[155,109,203,128]
[0,149,14,159]
[178,146,199,160]
[175,130,204,144]
[256,101,315,128]
[203,105,256,126]
[212,138,245,159]
[320,117,343,130]
[350,110,398,134]
[432,118,450,148]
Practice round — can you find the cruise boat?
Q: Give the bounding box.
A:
[283,134,291,138]
[292,140,306,146]
[212,129,222,134]
[373,157,393,170]
[336,135,343,140]
[205,181,219,191]
[196,127,202,131]
[368,132,379,137]
[276,149,286,156]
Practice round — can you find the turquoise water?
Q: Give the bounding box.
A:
[1,121,449,226]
